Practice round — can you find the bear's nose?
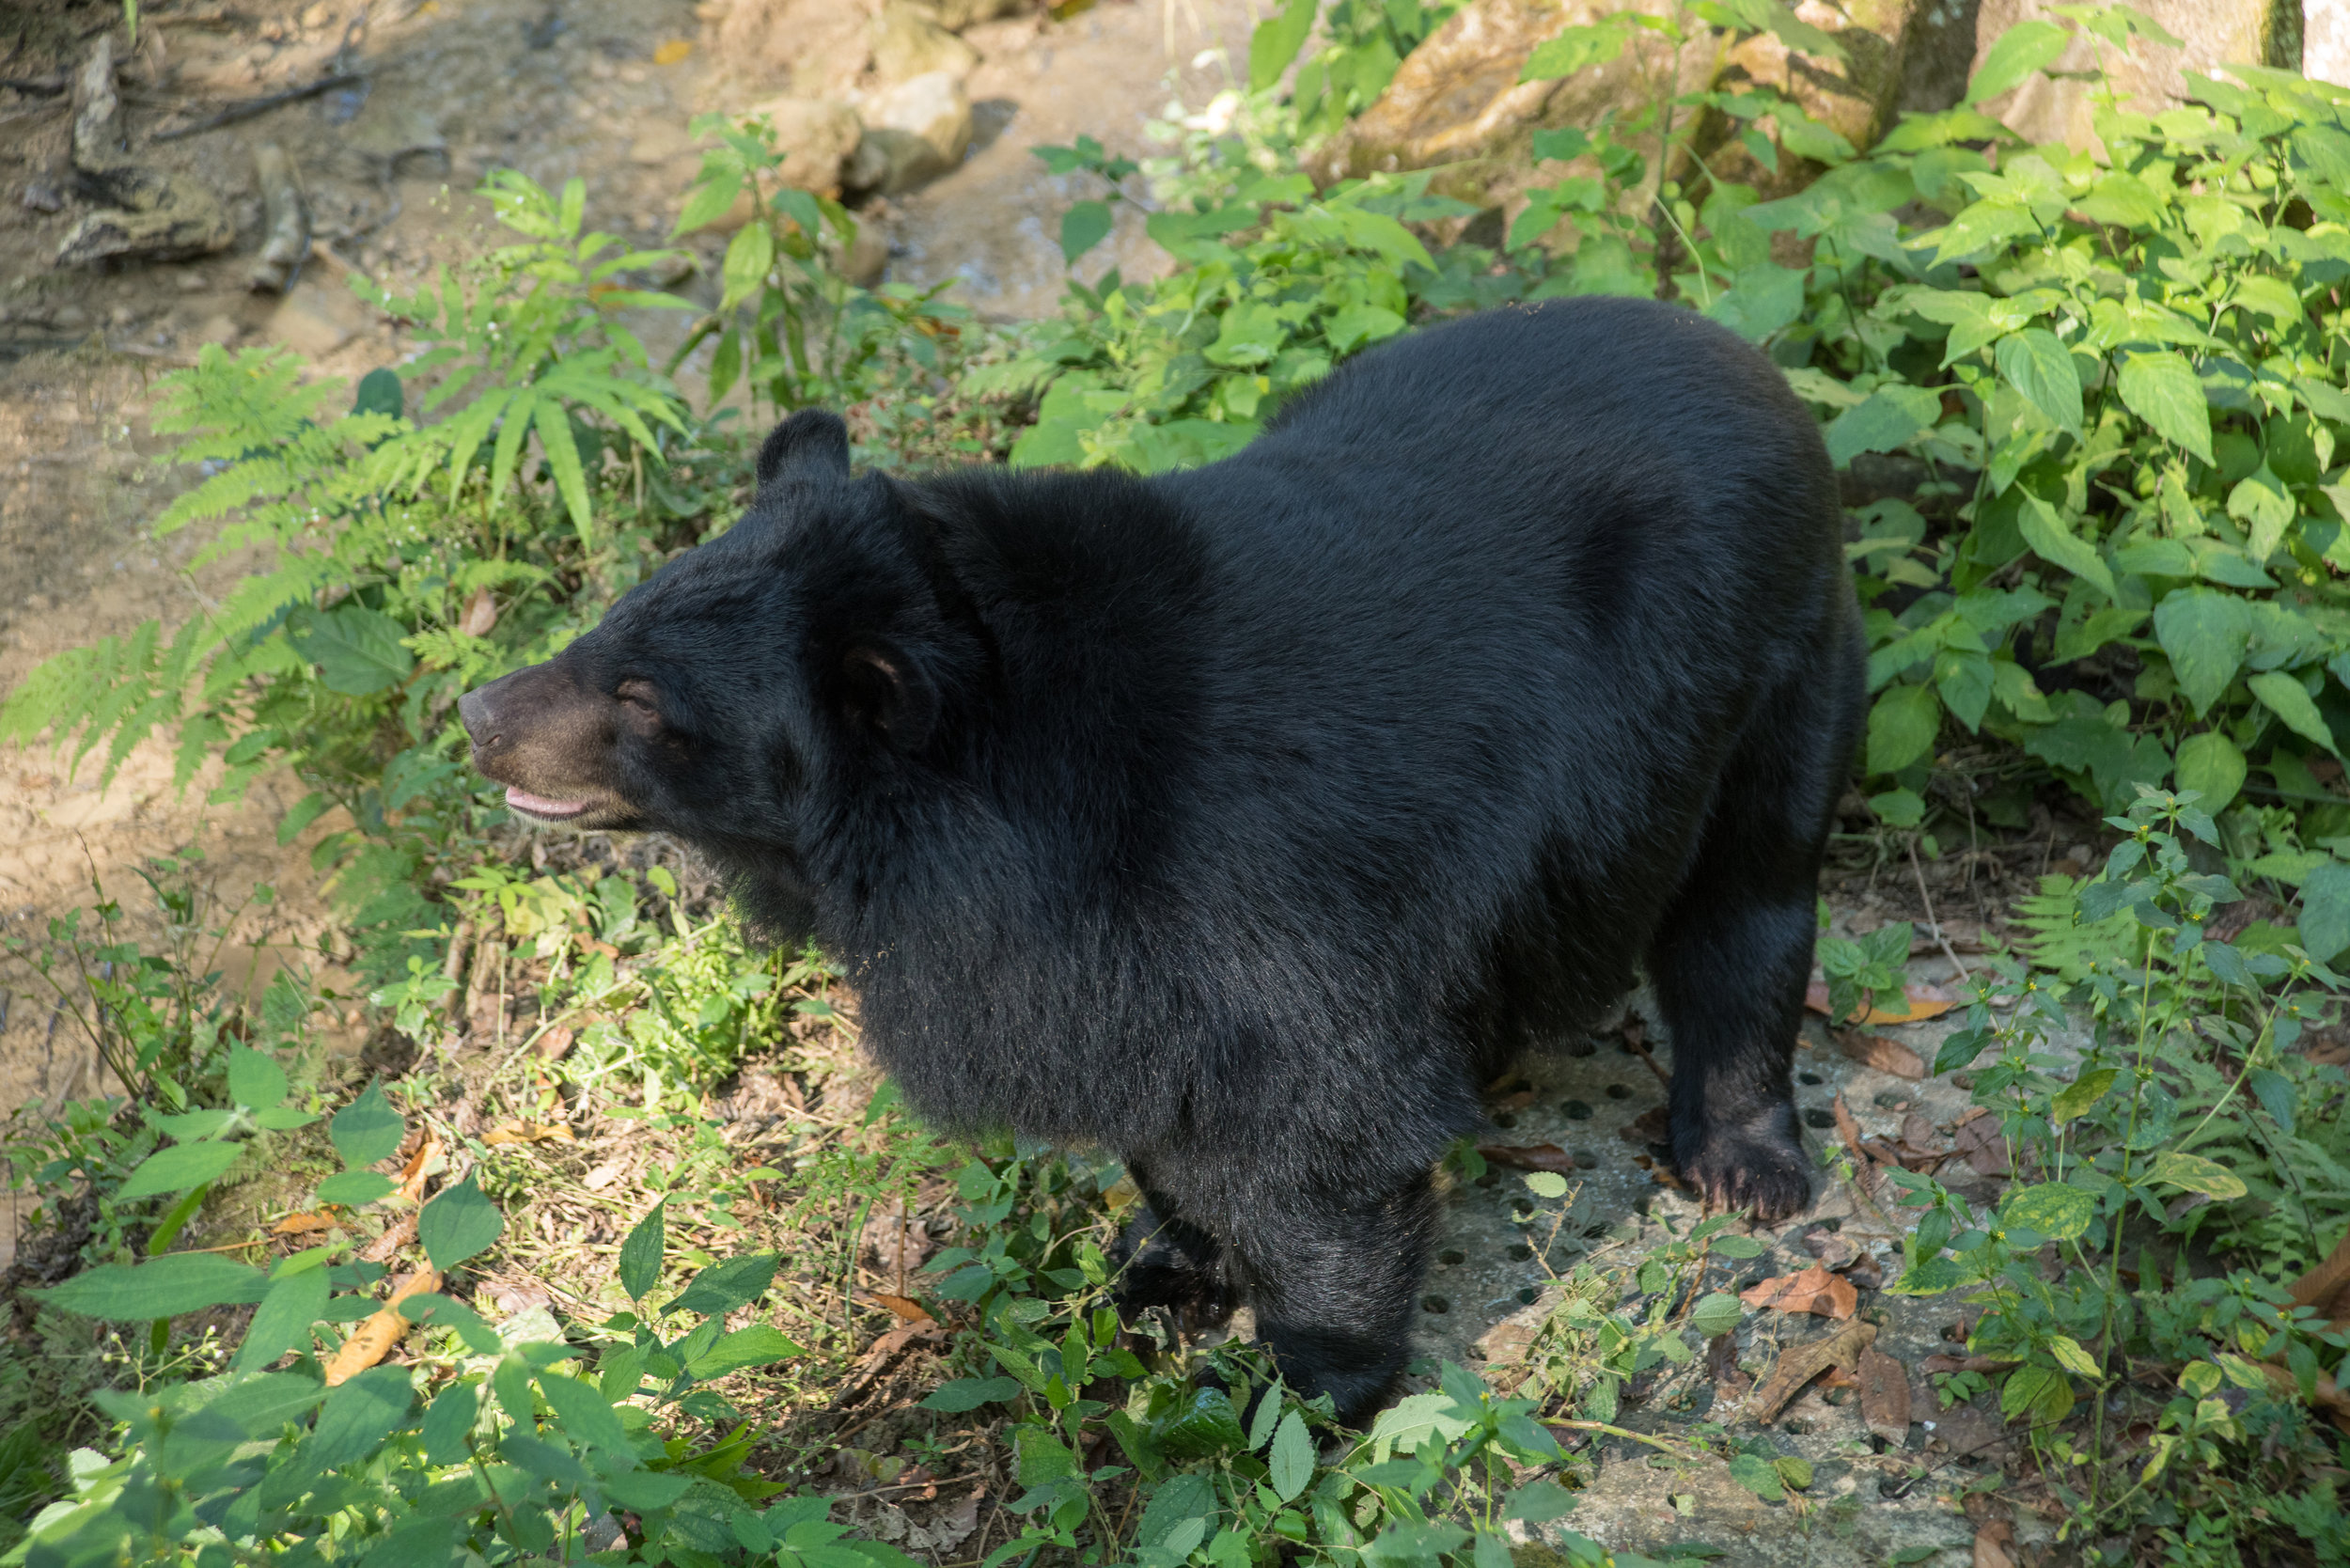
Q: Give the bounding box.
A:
[459,685,498,747]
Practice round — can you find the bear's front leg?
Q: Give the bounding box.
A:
[1110,1181,1237,1335]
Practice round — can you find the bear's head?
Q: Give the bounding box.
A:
[458,410,978,933]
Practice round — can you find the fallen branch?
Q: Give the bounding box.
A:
[322,1267,441,1385]
[154,72,362,142]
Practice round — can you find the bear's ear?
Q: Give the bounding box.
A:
[839,640,939,755]
[757,409,851,488]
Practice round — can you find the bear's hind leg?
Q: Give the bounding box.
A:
[1647,670,1853,1222]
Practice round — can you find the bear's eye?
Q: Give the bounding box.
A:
[616,680,663,730]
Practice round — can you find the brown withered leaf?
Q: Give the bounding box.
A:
[1972,1517,2017,1568]
[1740,1264,1858,1319]
[272,1211,338,1235]
[360,1212,417,1264]
[1479,1142,1577,1174]
[394,1134,441,1205]
[459,587,498,638]
[1840,1032,1926,1080]
[1615,1104,1671,1149]
[871,1293,934,1324]
[534,1025,576,1063]
[1950,1108,2011,1179]
[1705,1332,1751,1397]
[482,1121,575,1148]
[1831,1091,1879,1200]
[2290,1226,2350,1325]
[1857,1346,1911,1446]
[1805,981,1958,1026]
[1920,1353,2013,1375]
[1747,1318,1876,1422]
[322,1267,440,1386]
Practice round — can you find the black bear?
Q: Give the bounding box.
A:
[460,297,1865,1425]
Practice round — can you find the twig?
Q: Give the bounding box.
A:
[153,72,361,141]
[1543,1418,1703,1460]
[1908,837,1970,982]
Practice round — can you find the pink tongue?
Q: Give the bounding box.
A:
[507,787,590,817]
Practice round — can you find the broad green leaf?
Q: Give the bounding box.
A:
[417,1175,504,1271]
[684,1323,801,1381]
[2153,588,2250,715]
[1823,384,1941,467]
[605,1470,696,1512]
[2248,671,2340,756]
[2001,1181,2093,1242]
[534,399,593,547]
[1688,1292,1744,1338]
[1504,1481,1578,1523]
[2016,495,2115,600]
[233,1264,330,1372]
[1966,19,2070,103]
[720,219,775,312]
[419,1380,479,1466]
[1058,200,1114,264]
[35,1252,270,1319]
[1268,1410,1314,1501]
[118,1139,242,1200]
[2173,730,2246,811]
[2300,860,2350,963]
[619,1200,666,1303]
[359,1517,457,1568]
[306,1364,415,1471]
[673,1251,780,1316]
[316,1170,395,1207]
[291,606,416,698]
[1867,682,1941,774]
[352,367,404,420]
[2145,1151,2248,1200]
[1247,0,1316,90]
[2001,1364,2074,1425]
[1995,328,2082,435]
[921,1375,1022,1413]
[203,1371,328,1437]
[331,1080,404,1168]
[1155,1387,1248,1458]
[399,1292,502,1355]
[2050,1067,2117,1124]
[2117,351,2213,463]
[227,1046,288,1110]
[537,1372,635,1458]
[1727,1451,1784,1501]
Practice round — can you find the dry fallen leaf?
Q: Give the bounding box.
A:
[2291,1226,2350,1324]
[1857,1345,1911,1446]
[360,1212,418,1264]
[1840,1031,1926,1080]
[322,1267,441,1386]
[534,1025,576,1063]
[395,1133,442,1205]
[1478,1142,1577,1174]
[1972,1517,2017,1568]
[458,587,498,638]
[1739,1265,1858,1319]
[872,1293,934,1324]
[1747,1318,1876,1423]
[482,1121,576,1148]
[1832,1092,1878,1197]
[583,1160,630,1192]
[1705,1331,1752,1397]
[272,1212,337,1235]
[1949,1108,2012,1179]
[1805,981,1957,1026]
[652,38,693,64]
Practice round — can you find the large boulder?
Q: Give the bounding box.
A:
[872,0,981,86]
[711,0,874,99]
[1704,0,1925,196]
[854,71,975,195]
[1315,0,1924,235]
[1971,0,2301,150]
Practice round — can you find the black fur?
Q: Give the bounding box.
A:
[459,298,1866,1425]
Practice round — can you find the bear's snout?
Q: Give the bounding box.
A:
[460,661,631,827]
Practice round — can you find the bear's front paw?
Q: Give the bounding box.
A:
[1110,1207,1237,1331]
[1672,1118,1811,1222]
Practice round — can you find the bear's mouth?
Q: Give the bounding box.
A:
[505,787,600,823]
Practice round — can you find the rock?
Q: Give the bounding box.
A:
[831,214,889,285]
[674,98,861,228]
[269,278,365,357]
[1317,0,1925,234]
[628,122,694,165]
[55,36,233,266]
[20,178,63,213]
[342,99,449,178]
[856,71,974,195]
[711,0,873,99]
[2314,0,2350,88]
[1972,0,2301,151]
[931,0,1028,29]
[872,0,981,85]
[1705,0,1925,196]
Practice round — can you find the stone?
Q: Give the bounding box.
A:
[711,0,873,99]
[342,99,449,178]
[55,36,233,267]
[1316,0,1926,233]
[1972,0,2302,152]
[872,0,981,86]
[674,98,862,228]
[931,0,1028,29]
[628,122,694,165]
[269,279,365,357]
[856,71,974,195]
[20,178,63,213]
[2313,0,2350,88]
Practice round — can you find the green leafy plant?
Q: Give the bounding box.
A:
[1246,0,1470,142]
